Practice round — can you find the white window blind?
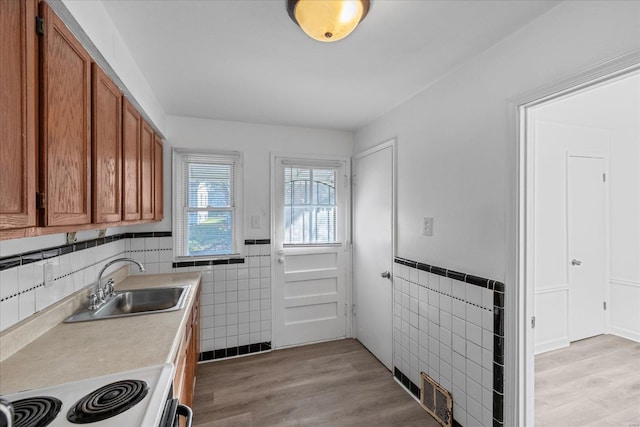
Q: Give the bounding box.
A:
[283,165,338,244]
[173,149,243,259]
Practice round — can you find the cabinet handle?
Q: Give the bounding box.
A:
[176,403,193,427]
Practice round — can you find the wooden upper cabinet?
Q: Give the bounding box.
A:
[122,98,141,221]
[92,64,122,223]
[140,120,154,220]
[39,2,92,226]
[0,0,37,229]
[154,135,164,221]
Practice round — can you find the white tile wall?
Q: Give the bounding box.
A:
[1,236,273,358]
[0,239,127,331]
[394,265,494,427]
[140,241,273,354]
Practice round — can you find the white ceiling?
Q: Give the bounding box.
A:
[101,0,560,131]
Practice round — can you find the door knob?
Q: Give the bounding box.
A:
[278,257,284,264]
[380,271,391,279]
[571,259,582,266]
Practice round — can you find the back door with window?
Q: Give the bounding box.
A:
[272,157,349,348]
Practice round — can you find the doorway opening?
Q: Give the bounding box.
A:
[514,58,640,425]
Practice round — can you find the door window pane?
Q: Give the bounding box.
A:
[284,167,337,244]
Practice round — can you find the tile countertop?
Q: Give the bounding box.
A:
[0,272,201,395]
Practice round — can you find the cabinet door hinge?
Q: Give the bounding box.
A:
[603,173,606,183]
[352,304,357,316]
[35,17,44,36]
[36,192,46,209]
[603,301,607,311]
[531,316,536,328]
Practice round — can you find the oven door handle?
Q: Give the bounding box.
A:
[176,403,193,427]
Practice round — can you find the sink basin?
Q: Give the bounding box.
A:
[64,285,190,323]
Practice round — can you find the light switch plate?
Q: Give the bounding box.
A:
[44,263,54,288]
[423,217,434,236]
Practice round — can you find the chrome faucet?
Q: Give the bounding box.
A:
[88,258,146,310]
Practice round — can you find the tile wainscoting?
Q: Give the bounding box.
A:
[393,256,504,427]
[0,235,129,330]
[0,234,273,363]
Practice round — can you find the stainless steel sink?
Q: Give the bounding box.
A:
[64,285,190,323]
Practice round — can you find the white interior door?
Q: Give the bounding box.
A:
[273,157,349,348]
[567,154,606,342]
[353,142,394,370]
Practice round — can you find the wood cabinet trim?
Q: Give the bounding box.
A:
[0,0,37,229]
[153,136,164,221]
[92,63,122,223]
[39,2,92,227]
[140,119,154,220]
[122,97,141,221]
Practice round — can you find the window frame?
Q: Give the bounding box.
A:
[172,148,243,261]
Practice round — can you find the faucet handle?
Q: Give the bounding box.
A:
[95,287,105,302]
[104,279,115,297]
[87,293,99,310]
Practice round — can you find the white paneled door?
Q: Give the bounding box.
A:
[567,154,606,342]
[272,156,349,348]
[353,142,394,370]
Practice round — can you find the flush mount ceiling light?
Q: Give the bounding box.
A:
[287,0,370,42]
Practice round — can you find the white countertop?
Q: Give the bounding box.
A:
[0,272,201,394]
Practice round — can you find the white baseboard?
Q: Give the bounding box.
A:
[535,337,569,355]
[610,326,640,343]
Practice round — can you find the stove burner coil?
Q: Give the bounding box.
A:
[67,379,149,424]
[11,396,62,427]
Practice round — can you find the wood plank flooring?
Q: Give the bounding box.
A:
[535,334,640,427]
[192,339,439,427]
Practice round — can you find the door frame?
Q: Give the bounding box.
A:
[270,152,353,348]
[352,138,397,369]
[565,150,611,340]
[507,50,640,426]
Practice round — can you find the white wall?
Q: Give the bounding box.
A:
[354,1,640,283]
[134,116,353,239]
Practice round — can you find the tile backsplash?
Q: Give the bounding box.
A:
[0,235,128,330]
[0,233,273,362]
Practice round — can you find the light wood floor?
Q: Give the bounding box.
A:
[192,339,439,427]
[535,334,640,427]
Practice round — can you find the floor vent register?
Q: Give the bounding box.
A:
[420,372,453,427]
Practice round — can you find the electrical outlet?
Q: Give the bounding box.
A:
[44,263,54,287]
[423,217,434,236]
[251,215,261,229]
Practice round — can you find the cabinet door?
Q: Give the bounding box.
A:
[92,64,122,223]
[140,120,154,220]
[154,135,164,221]
[40,2,91,226]
[122,98,141,221]
[0,0,37,229]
